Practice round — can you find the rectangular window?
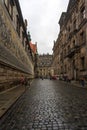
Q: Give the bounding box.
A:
[4,0,15,20]
[68,45,70,51]
[80,6,86,21]
[4,0,9,8]
[80,31,86,44]
[64,65,66,73]
[73,20,76,30]
[16,15,20,37]
[22,31,24,46]
[81,57,85,70]
[10,1,14,20]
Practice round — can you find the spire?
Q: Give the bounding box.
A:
[28,31,31,42]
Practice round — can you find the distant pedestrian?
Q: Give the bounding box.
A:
[80,77,85,87]
[66,76,71,83]
[20,75,25,85]
[24,77,28,86]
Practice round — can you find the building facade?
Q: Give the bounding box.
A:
[37,54,54,78]
[53,0,87,80]
[29,42,38,78]
[0,0,34,92]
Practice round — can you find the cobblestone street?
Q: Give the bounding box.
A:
[0,79,87,130]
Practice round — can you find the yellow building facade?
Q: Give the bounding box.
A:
[37,54,53,78]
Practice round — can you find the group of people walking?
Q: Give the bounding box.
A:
[60,75,86,87]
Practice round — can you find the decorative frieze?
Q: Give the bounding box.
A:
[0,1,34,92]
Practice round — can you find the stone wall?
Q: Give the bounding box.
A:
[0,4,33,70]
[0,62,27,92]
[0,2,34,92]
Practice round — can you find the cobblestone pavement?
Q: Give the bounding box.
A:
[0,79,87,130]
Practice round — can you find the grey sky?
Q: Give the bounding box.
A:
[19,0,69,54]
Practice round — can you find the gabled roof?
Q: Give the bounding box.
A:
[29,42,37,54]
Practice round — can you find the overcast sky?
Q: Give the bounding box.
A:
[19,0,69,54]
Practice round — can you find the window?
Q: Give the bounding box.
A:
[81,57,85,70]
[68,26,70,32]
[10,0,14,20]
[22,31,24,46]
[4,0,9,9]
[73,20,76,30]
[64,65,67,73]
[4,0,15,20]
[73,40,75,47]
[80,6,86,21]
[16,15,20,37]
[68,45,70,51]
[80,31,86,44]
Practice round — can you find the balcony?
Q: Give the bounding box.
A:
[66,48,75,58]
[66,45,79,58]
[67,29,78,40]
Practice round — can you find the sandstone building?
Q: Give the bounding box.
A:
[37,54,54,78]
[53,0,87,80]
[0,0,34,91]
